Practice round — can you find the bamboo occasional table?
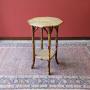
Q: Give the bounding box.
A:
[28,17,63,75]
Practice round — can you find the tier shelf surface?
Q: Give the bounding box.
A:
[35,49,56,60]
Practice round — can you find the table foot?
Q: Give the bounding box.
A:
[48,61,51,75]
[31,59,35,69]
[48,72,51,75]
[55,53,60,64]
[31,65,34,69]
[56,59,60,64]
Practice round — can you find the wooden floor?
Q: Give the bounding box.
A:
[0,40,90,75]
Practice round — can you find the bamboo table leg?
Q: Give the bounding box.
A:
[41,28,43,49]
[48,27,52,75]
[55,26,59,64]
[31,26,35,69]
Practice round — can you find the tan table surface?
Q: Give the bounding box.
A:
[28,17,63,27]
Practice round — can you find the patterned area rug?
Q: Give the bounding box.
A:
[0,40,90,89]
[0,75,90,89]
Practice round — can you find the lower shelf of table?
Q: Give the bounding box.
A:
[35,49,56,60]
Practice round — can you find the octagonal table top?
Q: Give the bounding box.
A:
[28,17,63,27]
